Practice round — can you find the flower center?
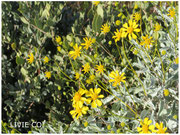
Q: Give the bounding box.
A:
[145,39,151,45]
[92,93,98,101]
[74,93,81,101]
[104,26,110,32]
[75,49,80,55]
[142,124,149,133]
[127,27,134,34]
[76,107,82,113]
[115,75,122,83]
[98,66,104,72]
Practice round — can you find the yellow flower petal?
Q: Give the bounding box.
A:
[92,101,97,108]
[132,32,137,39]
[149,125,155,131]
[86,98,92,104]
[98,95,104,98]
[147,120,152,125]
[156,123,160,129]
[128,34,132,40]
[123,23,128,28]
[134,28,141,32]
[70,110,76,115]
[95,88,101,94]
[144,117,149,124]
[137,127,142,132]
[96,99,102,106]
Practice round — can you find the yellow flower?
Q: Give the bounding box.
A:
[155,122,168,134]
[122,15,126,19]
[96,64,105,74]
[110,130,115,134]
[133,49,139,55]
[116,129,121,133]
[134,3,138,9]
[11,42,16,50]
[45,71,51,79]
[161,50,166,55]
[86,88,104,108]
[118,13,122,17]
[75,72,80,80]
[55,36,62,45]
[43,56,49,64]
[57,46,61,52]
[101,24,110,34]
[92,38,96,43]
[86,75,95,84]
[121,20,141,40]
[11,129,15,134]
[115,2,119,7]
[115,20,121,26]
[133,12,141,22]
[93,1,100,6]
[107,125,111,130]
[90,74,95,80]
[112,29,123,42]
[69,44,82,60]
[137,117,155,133]
[121,122,125,127]
[82,63,90,74]
[140,35,154,49]
[154,23,161,31]
[70,42,74,47]
[27,53,34,64]
[70,105,89,119]
[164,89,169,96]
[175,57,179,64]
[72,88,87,108]
[86,79,92,84]
[81,37,93,50]
[109,71,126,87]
[108,41,112,45]
[167,8,175,18]
[173,115,177,120]
[56,36,61,43]
[84,121,88,127]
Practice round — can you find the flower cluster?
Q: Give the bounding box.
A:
[70,88,104,119]
[69,37,95,60]
[137,117,168,134]
[23,2,178,133]
[112,20,141,42]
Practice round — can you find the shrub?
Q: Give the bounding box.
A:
[2,1,178,133]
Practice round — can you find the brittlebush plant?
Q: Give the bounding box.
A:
[2,1,178,134]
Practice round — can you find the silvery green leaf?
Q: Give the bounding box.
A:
[167,119,177,130]
[97,5,104,18]
[102,95,114,105]
[134,87,143,94]
[140,110,149,119]
[89,123,102,132]
[48,125,56,133]
[87,116,95,122]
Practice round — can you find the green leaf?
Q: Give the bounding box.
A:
[140,110,149,119]
[20,17,29,24]
[54,55,63,62]
[21,67,28,76]
[97,5,104,18]
[16,56,25,65]
[92,14,102,33]
[102,95,114,105]
[11,43,16,50]
[158,100,164,116]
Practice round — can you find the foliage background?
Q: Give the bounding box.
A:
[1,1,179,133]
